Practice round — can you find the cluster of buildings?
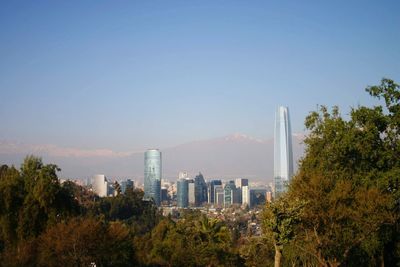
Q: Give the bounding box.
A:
[177,176,272,208]
[90,106,294,210]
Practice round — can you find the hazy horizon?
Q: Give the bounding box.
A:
[1,1,399,181]
[0,132,305,183]
[1,1,399,149]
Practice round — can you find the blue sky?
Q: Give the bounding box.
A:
[1,0,399,151]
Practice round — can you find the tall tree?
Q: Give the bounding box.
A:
[263,196,305,267]
[286,78,400,266]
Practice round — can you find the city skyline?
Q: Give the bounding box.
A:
[0,132,304,181]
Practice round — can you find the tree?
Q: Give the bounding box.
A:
[113,181,121,196]
[0,156,81,260]
[37,218,134,267]
[137,215,243,266]
[239,236,275,267]
[263,196,305,267]
[286,78,400,266]
[88,188,161,234]
[17,156,79,240]
[0,166,24,247]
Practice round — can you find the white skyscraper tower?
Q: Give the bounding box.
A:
[274,106,294,197]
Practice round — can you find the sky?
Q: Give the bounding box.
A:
[1,0,399,152]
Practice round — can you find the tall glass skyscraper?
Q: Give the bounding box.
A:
[194,172,207,206]
[177,178,189,208]
[144,149,162,206]
[208,180,222,204]
[274,106,294,197]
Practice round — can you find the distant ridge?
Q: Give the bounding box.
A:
[0,133,305,183]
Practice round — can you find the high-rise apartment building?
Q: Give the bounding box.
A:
[144,149,162,206]
[274,106,294,197]
[92,174,109,197]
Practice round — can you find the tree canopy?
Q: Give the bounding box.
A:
[263,78,400,266]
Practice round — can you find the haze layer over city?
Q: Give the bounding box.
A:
[1,1,399,183]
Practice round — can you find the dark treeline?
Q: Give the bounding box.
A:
[0,156,162,266]
[1,78,400,267]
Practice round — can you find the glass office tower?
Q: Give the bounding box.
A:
[224,181,237,207]
[144,149,162,206]
[274,106,294,198]
[208,180,222,204]
[194,172,208,206]
[121,179,134,194]
[177,178,189,208]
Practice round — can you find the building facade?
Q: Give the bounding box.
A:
[235,178,249,188]
[214,185,224,206]
[235,178,248,204]
[224,181,237,207]
[144,149,162,206]
[250,188,267,207]
[188,179,195,206]
[92,174,109,197]
[177,178,189,208]
[242,185,250,206]
[121,179,134,194]
[208,179,222,204]
[194,172,207,206]
[274,106,294,197]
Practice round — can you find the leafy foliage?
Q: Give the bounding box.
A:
[263,196,305,267]
[135,214,244,267]
[273,78,400,266]
[0,156,161,266]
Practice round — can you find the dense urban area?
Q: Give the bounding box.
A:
[0,79,399,267]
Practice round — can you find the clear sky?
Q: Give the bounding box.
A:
[1,0,399,151]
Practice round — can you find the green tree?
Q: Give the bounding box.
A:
[37,218,134,267]
[263,196,305,267]
[113,181,121,196]
[239,236,275,267]
[137,215,243,267]
[89,188,160,234]
[286,78,400,266]
[17,156,79,240]
[0,165,24,248]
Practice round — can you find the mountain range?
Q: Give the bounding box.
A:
[0,133,305,183]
